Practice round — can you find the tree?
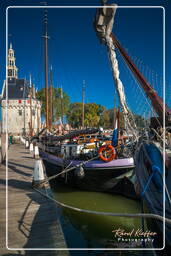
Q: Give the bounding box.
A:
[67,103,105,128]
[66,103,82,128]
[36,87,70,122]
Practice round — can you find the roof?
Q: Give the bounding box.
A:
[2,78,34,100]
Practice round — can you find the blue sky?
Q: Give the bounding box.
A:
[0,0,170,115]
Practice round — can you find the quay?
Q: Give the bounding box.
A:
[0,143,69,256]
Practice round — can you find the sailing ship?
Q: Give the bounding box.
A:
[29,3,140,197]
[27,1,171,250]
[93,1,171,248]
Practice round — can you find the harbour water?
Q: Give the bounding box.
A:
[52,182,156,255]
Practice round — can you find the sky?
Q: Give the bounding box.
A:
[0,0,171,115]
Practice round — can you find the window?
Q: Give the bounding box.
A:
[18,110,22,116]
[32,110,35,116]
[8,69,12,76]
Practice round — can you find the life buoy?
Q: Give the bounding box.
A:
[98,145,116,162]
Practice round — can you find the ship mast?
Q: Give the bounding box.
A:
[43,7,49,130]
[94,2,171,127]
[82,80,85,129]
[49,65,53,130]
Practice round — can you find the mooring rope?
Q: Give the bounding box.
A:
[141,143,171,207]
[46,155,99,183]
[33,187,171,224]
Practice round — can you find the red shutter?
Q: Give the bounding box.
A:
[18,100,22,103]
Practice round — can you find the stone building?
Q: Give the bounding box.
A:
[1,44,41,135]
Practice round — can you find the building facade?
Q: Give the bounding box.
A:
[1,44,41,135]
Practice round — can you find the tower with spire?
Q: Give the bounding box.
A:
[7,43,18,79]
[1,44,42,135]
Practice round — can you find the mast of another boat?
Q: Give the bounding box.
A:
[60,86,64,131]
[82,80,85,129]
[49,65,53,131]
[43,6,49,131]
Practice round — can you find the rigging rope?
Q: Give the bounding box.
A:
[117,49,162,128]
[33,186,171,224]
[105,35,138,140]
[141,143,171,207]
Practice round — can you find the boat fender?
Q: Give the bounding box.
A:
[98,145,116,162]
[75,165,85,179]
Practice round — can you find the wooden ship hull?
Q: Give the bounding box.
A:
[39,147,136,196]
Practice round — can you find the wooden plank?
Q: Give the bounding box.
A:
[0,144,69,255]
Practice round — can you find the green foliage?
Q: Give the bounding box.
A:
[99,108,124,129]
[66,103,83,128]
[100,109,146,129]
[36,87,70,121]
[36,86,146,129]
[67,103,106,128]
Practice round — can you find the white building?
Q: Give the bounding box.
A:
[1,44,41,135]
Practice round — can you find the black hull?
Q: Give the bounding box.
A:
[43,159,137,199]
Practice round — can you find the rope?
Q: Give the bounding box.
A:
[46,155,99,183]
[117,49,162,128]
[141,171,155,197]
[105,33,138,141]
[33,187,171,224]
[137,143,171,209]
[151,128,169,147]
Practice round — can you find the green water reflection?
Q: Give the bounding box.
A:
[52,183,154,252]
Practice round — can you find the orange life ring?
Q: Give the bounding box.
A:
[98,145,116,162]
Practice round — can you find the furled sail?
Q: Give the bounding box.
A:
[94,4,138,139]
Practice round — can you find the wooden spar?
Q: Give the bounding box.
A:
[49,66,53,130]
[82,80,85,129]
[60,87,64,125]
[110,33,171,124]
[43,9,49,130]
